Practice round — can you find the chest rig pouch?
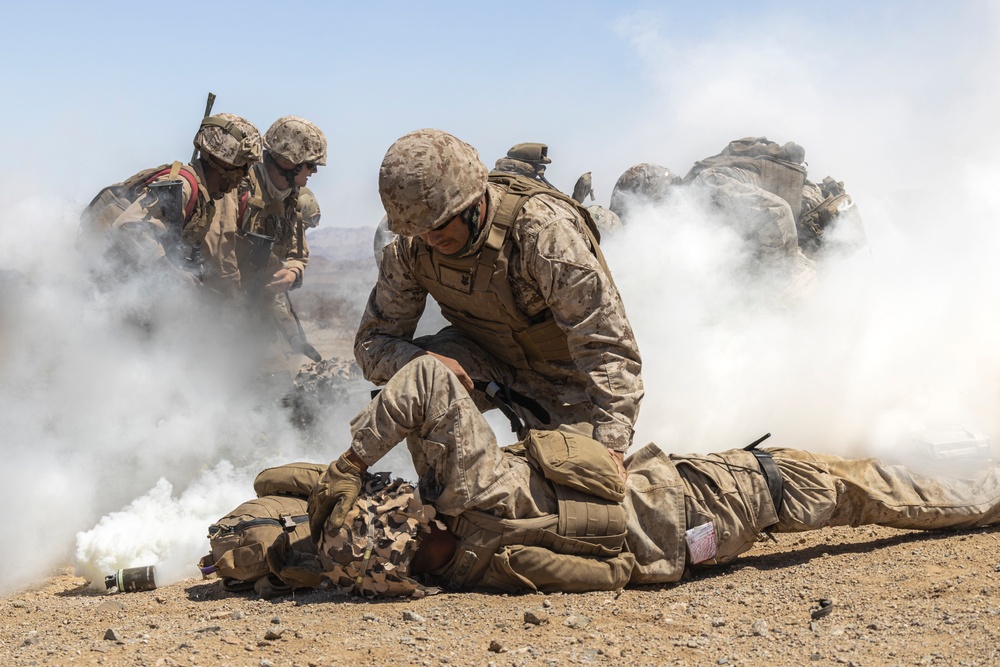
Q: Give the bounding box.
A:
[413,174,610,371]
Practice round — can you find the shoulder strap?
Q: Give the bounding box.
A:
[487,173,615,287]
[238,190,250,230]
[144,161,200,221]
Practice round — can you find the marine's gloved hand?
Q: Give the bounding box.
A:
[308,453,364,544]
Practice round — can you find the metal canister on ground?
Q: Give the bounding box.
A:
[105,566,157,593]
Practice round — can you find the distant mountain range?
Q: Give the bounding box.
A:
[306,226,377,263]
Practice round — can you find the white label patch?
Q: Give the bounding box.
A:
[685,521,717,564]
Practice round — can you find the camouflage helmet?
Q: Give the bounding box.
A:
[379,129,489,236]
[264,116,327,166]
[609,162,679,219]
[587,205,623,236]
[193,113,262,167]
[296,186,322,229]
[318,474,442,598]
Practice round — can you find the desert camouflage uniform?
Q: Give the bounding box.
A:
[355,181,643,452]
[351,356,1000,590]
[235,162,310,288]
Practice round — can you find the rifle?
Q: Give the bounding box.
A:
[191,92,217,162]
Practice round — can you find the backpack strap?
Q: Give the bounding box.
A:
[144,161,200,222]
[485,173,616,290]
[238,190,250,230]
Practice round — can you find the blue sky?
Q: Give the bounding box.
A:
[2,1,996,229]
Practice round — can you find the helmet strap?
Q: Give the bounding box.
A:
[265,151,302,188]
[440,200,482,257]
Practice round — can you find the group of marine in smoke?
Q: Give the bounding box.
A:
[77,96,328,380]
[82,104,980,601]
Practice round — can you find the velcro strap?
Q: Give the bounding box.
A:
[751,449,784,516]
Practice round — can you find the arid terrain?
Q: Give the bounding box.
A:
[4,523,999,667]
[5,228,1000,667]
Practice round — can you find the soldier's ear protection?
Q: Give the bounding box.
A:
[460,201,481,228]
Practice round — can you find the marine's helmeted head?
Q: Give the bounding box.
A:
[296,186,321,229]
[264,116,327,166]
[378,129,488,237]
[609,162,679,220]
[193,113,262,167]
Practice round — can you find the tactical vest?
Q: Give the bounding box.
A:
[684,138,808,219]
[435,429,634,593]
[235,168,301,280]
[412,173,613,371]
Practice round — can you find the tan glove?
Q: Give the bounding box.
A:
[308,453,363,544]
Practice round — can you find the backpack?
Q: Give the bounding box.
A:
[199,462,324,591]
[683,137,808,217]
[77,161,200,254]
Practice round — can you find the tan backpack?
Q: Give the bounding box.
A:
[199,462,324,591]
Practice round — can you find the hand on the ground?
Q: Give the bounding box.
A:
[308,453,364,544]
[265,268,297,293]
[422,351,474,392]
[608,448,627,483]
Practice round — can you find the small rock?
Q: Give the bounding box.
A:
[711,617,726,627]
[264,627,284,641]
[232,610,245,620]
[750,619,769,637]
[542,599,552,608]
[22,632,38,646]
[524,610,548,626]
[563,615,590,629]
[361,613,379,622]
[403,610,425,622]
[488,639,506,653]
[260,660,275,667]
[270,616,281,624]
[103,628,122,642]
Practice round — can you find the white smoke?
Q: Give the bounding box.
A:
[0,188,374,595]
[600,6,1000,469]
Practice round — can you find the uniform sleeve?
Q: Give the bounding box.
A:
[282,218,309,287]
[520,198,643,452]
[353,238,430,384]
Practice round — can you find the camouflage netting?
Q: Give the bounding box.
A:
[318,475,444,598]
[285,356,369,429]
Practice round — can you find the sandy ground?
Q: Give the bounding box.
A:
[4,522,1000,667]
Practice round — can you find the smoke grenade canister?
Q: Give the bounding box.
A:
[105,566,157,593]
